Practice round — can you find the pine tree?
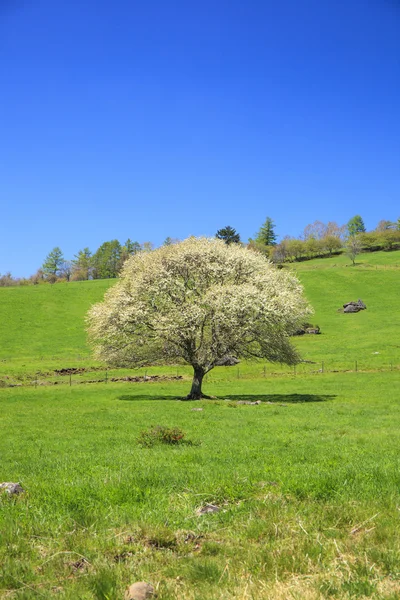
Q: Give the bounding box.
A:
[255,217,277,246]
[124,239,141,255]
[92,240,122,279]
[216,226,241,245]
[72,248,92,280]
[347,215,366,236]
[42,247,64,277]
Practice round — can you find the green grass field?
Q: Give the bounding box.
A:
[1,250,400,598]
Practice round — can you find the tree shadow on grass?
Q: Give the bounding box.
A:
[118,394,186,402]
[222,394,335,404]
[117,393,335,403]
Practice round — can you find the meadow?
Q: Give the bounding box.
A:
[1,250,400,599]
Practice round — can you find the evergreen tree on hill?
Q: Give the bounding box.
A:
[216,226,241,245]
[92,240,122,279]
[124,239,141,255]
[72,248,92,280]
[347,215,366,236]
[255,217,277,246]
[42,247,64,278]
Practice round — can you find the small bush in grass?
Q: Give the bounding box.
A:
[138,425,187,447]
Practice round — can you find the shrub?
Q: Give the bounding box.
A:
[138,425,187,447]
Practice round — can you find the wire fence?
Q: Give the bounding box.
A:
[0,359,399,389]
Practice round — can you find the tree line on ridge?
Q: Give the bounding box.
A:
[0,215,399,286]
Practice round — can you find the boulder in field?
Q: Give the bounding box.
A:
[343,299,367,313]
[343,304,360,313]
[214,356,240,366]
[0,482,24,495]
[125,582,154,600]
[196,503,220,516]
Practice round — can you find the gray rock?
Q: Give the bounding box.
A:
[196,503,220,516]
[214,356,240,366]
[343,299,367,312]
[0,482,24,495]
[344,304,360,313]
[124,582,154,600]
[236,400,261,405]
[357,299,367,309]
[191,407,203,411]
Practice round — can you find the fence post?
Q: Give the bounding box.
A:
[355,360,358,372]
[322,361,324,373]
[263,365,266,377]
[69,372,72,387]
[105,368,108,383]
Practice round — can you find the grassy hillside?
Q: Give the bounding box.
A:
[0,250,398,374]
[291,248,400,271]
[1,251,400,598]
[294,267,400,370]
[0,280,114,363]
[291,250,400,369]
[1,374,400,599]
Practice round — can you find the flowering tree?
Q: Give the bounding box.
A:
[87,238,312,399]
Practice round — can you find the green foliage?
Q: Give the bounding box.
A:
[42,247,64,277]
[162,237,179,246]
[215,225,241,244]
[72,247,92,280]
[347,214,366,236]
[255,216,277,246]
[137,425,187,447]
[124,238,141,255]
[92,239,122,279]
[321,234,342,255]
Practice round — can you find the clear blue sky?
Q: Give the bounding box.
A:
[1,0,399,276]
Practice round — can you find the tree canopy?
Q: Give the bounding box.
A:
[255,217,277,246]
[42,247,64,278]
[347,215,366,236]
[87,237,311,399]
[215,225,241,245]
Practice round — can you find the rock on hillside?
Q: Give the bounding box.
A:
[343,299,367,313]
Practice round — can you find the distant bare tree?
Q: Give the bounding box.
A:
[302,221,326,240]
[346,236,362,265]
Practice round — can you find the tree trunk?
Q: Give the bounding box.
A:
[186,366,206,400]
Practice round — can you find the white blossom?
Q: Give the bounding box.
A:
[87,237,312,398]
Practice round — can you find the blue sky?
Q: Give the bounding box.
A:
[1,0,399,276]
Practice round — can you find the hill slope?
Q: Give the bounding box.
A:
[0,250,399,372]
[0,280,114,362]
